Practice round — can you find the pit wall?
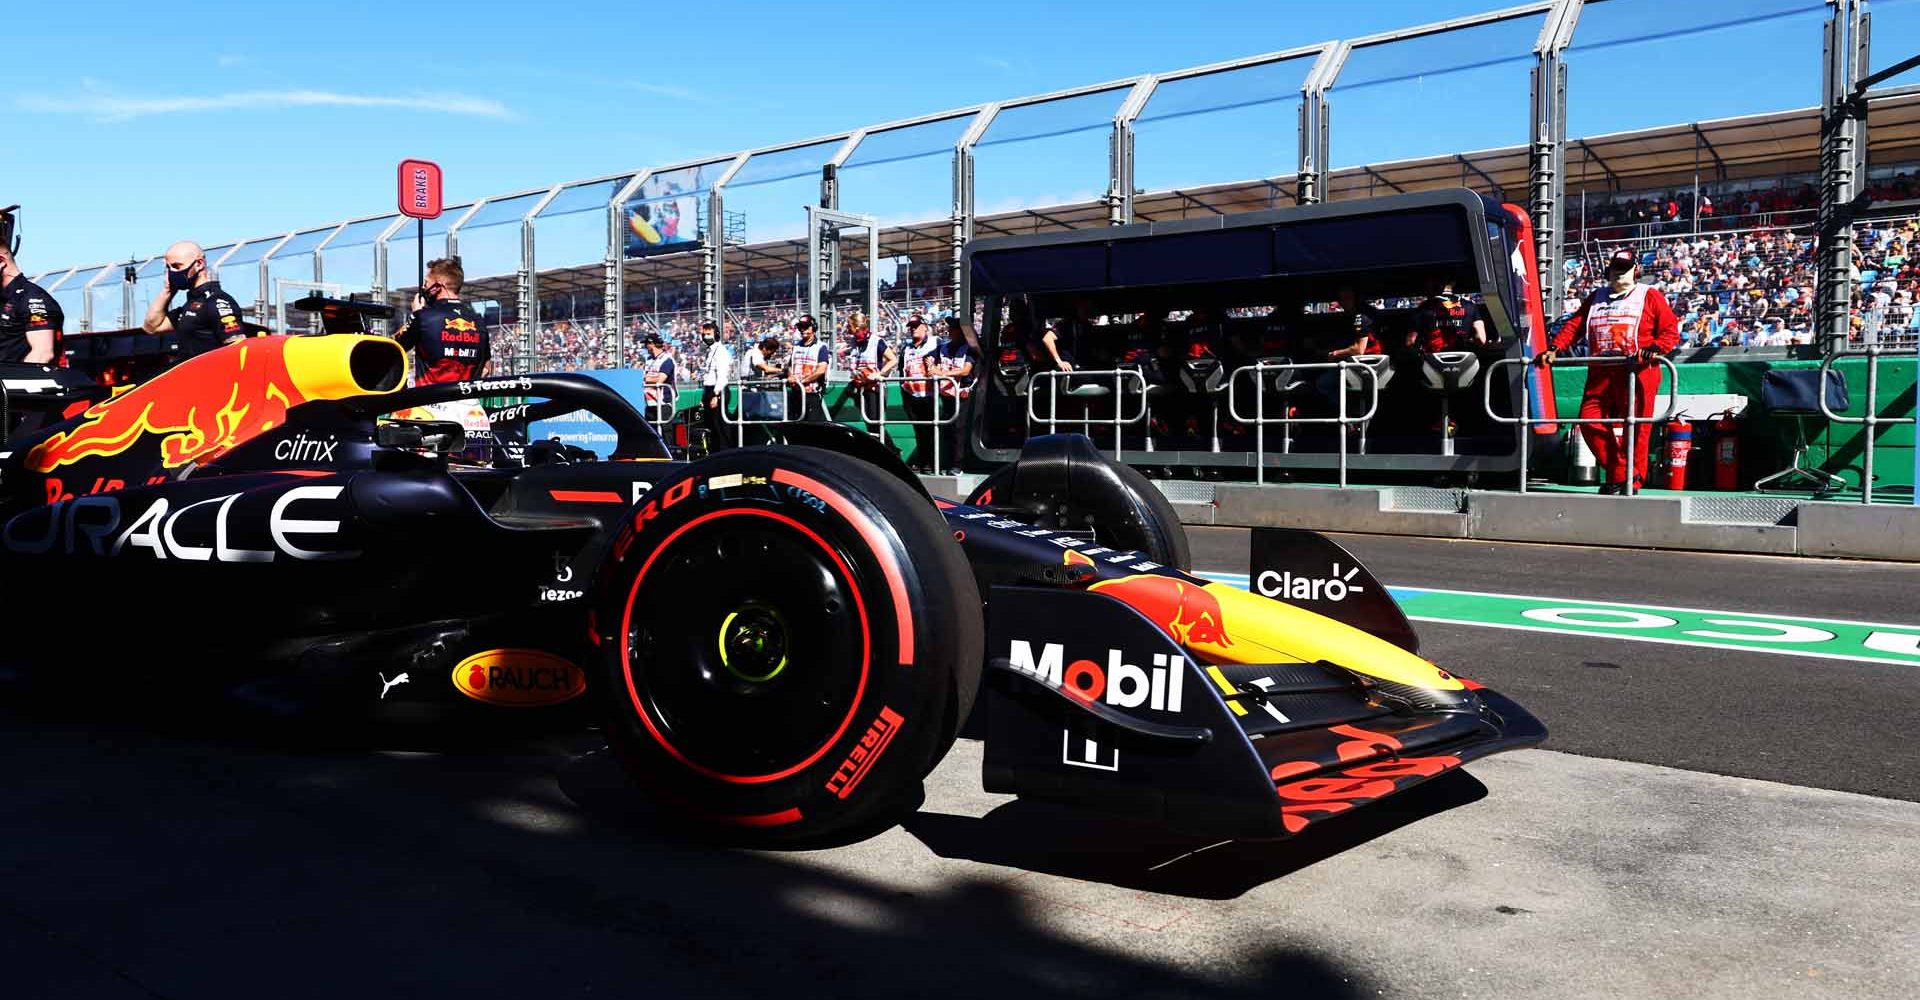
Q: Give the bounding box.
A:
[613,356,1918,494]
[642,365,1920,562]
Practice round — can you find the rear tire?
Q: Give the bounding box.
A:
[593,446,982,847]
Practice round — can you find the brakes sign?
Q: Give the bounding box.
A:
[398,159,443,220]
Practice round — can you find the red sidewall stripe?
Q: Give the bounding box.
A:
[620,506,872,785]
[719,807,805,828]
[549,489,626,503]
[771,468,914,665]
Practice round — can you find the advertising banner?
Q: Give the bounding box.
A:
[528,368,652,456]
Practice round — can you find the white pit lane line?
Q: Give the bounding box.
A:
[1193,571,1920,669]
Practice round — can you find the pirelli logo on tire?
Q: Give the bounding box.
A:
[825,706,905,800]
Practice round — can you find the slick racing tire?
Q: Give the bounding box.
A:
[966,445,1191,570]
[595,445,983,846]
[1102,459,1192,570]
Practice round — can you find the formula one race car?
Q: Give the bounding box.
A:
[0,335,1545,845]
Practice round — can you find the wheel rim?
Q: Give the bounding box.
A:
[621,507,872,784]
[717,603,790,683]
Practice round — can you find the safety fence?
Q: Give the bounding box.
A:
[1570,206,1820,245]
[1027,369,1150,463]
[1225,360,1382,488]
[854,374,964,474]
[1819,346,1919,504]
[642,393,679,431]
[719,378,796,449]
[1482,355,1681,497]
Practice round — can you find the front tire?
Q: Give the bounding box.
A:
[965,434,1191,570]
[593,445,982,846]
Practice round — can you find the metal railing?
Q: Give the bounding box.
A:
[1225,360,1381,487]
[1856,308,1920,351]
[1027,369,1149,463]
[1483,355,1680,497]
[720,377,797,448]
[1819,346,1918,504]
[642,391,679,430]
[854,374,963,473]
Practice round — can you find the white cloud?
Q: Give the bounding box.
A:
[216,54,248,68]
[17,88,513,122]
[980,55,1016,73]
[626,81,707,102]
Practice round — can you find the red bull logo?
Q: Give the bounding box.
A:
[444,317,477,333]
[1062,549,1095,569]
[23,336,402,476]
[1089,575,1234,650]
[27,340,309,473]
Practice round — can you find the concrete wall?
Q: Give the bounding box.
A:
[918,473,1918,560]
[1198,484,1916,562]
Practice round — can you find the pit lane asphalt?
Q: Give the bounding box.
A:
[6,534,1920,998]
[1189,527,1920,802]
[2,708,1916,1000]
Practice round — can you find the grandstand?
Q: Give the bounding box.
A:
[31,0,1920,387]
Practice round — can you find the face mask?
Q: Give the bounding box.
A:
[702,331,715,343]
[167,262,198,292]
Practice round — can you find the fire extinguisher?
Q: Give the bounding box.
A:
[1713,409,1740,490]
[1665,418,1692,490]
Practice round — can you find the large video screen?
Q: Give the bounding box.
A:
[622,164,711,258]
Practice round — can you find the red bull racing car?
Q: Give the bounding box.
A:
[0,334,1544,845]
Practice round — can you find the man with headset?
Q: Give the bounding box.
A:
[0,207,62,365]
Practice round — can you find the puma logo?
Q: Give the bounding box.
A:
[378,672,410,700]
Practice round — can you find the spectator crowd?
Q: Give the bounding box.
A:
[1564,214,1920,350]
[488,296,961,381]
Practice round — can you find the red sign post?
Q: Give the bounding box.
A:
[397,159,445,296]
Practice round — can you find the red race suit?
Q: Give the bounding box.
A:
[1551,283,1681,487]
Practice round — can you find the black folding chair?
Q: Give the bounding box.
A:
[1753,368,1849,496]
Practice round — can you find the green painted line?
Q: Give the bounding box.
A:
[1196,572,1920,668]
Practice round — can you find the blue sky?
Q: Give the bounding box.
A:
[2,0,1884,283]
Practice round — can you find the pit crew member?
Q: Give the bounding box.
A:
[899,316,941,471]
[700,319,735,450]
[142,241,247,360]
[642,333,677,420]
[1326,286,1383,360]
[931,317,979,474]
[394,257,490,385]
[786,314,830,423]
[1411,279,1489,353]
[846,310,896,433]
[1536,248,1681,493]
[0,243,63,364]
